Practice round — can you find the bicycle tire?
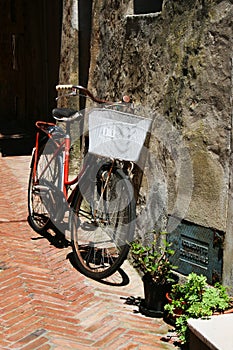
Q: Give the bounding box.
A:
[70,164,136,280]
[28,138,63,233]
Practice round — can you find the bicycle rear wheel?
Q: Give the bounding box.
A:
[70,164,136,280]
[28,139,63,233]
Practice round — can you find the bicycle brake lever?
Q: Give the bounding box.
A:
[55,90,77,101]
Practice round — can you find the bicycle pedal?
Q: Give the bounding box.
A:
[81,221,97,231]
[33,185,56,207]
[33,185,50,193]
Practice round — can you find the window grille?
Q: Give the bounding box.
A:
[134,0,163,15]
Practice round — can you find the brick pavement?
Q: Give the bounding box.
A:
[0,154,179,350]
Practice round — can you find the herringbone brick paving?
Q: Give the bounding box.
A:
[0,154,179,349]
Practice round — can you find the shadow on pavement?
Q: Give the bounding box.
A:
[27,213,131,287]
[68,251,130,287]
[28,218,70,249]
[0,126,35,157]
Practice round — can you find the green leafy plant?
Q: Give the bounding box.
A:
[164,272,231,344]
[130,231,177,284]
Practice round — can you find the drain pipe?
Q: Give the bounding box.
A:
[223,56,233,294]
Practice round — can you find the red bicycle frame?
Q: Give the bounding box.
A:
[33,120,85,202]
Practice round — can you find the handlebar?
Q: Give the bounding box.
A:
[56,84,131,105]
[56,84,108,104]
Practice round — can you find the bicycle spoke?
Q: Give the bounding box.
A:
[70,165,135,280]
[28,140,63,232]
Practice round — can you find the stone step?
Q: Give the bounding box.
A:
[188,313,233,350]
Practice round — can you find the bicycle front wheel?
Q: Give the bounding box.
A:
[28,139,63,233]
[70,165,136,280]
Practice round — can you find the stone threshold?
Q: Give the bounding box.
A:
[188,313,233,350]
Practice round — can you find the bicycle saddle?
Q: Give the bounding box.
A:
[52,108,81,121]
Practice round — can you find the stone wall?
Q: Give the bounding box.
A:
[58,0,233,285]
[58,0,79,110]
[86,0,233,285]
[88,0,233,233]
[60,0,79,85]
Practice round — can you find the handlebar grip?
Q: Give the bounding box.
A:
[56,84,73,91]
[122,95,131,103]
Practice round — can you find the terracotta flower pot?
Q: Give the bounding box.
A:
[213,306,233,315]
[165,292,186,317]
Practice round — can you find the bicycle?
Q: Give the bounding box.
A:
[28,85,152,280]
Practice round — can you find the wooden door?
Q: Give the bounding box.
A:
[0,0,25,126]
[0,0,62,129]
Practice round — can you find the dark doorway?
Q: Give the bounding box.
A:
[0,0,62,155]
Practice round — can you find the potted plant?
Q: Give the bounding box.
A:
[130,231,178,317]
[164,272,232,345]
